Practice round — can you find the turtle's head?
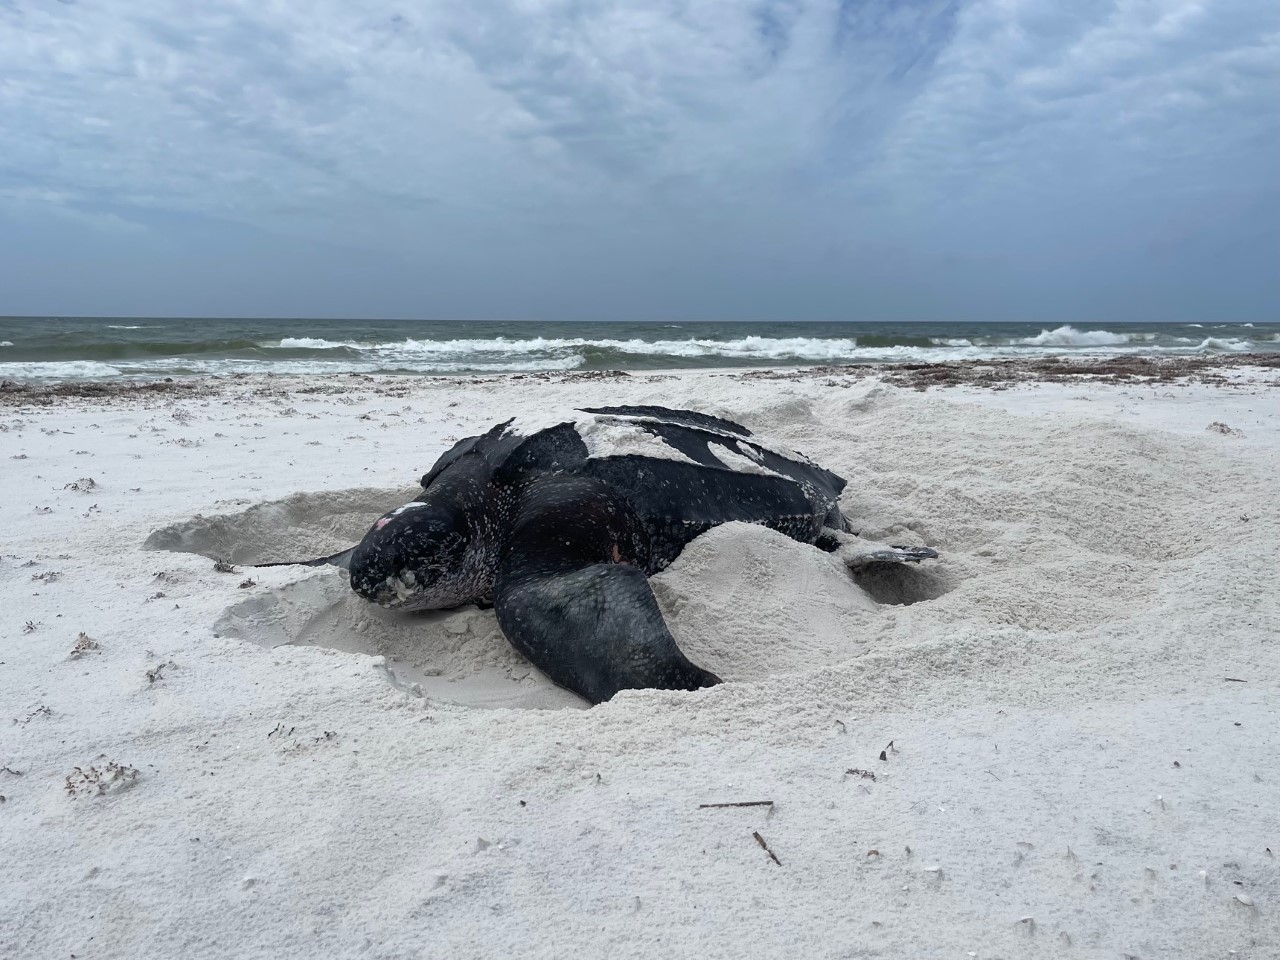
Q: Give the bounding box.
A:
[348,499,480,610]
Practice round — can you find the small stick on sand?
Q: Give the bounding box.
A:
[753,831,782,866]
[1224,677,1247,682]
[700,800,774,809]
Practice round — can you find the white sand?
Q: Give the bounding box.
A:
[2,367,1277,958]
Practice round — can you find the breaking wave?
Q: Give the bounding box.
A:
[273,335,866,360]
[277,337,362,349]
[264,329,1216,364]
[1193,337,1252,352]
[0,360,126,378]
[1015,325,1145,347]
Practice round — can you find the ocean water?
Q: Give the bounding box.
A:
[0,317,1276,380]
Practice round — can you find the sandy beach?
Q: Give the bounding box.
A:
[2,361,1278,959]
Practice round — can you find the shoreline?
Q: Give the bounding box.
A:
[3,352,1279,406]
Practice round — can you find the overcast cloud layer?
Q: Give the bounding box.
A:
[1,0,1277,320]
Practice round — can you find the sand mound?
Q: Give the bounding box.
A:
[653,522,945,680]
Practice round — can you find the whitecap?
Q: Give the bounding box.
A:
[1014,325,1132,347]
[378,335,869,361]
[1195,337,1252,352]
[275,337,363,349]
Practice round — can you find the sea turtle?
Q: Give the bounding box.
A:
[293,405,936,704]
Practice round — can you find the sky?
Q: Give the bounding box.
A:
[0,0,1277,322]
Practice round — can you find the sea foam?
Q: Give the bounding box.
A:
[0,360,124,378]
[1015,325,1135,347]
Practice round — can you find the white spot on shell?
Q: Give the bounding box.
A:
[705,444,783,477]
[575,417,699,465]
[391,502,429,516]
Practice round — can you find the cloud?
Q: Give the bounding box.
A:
[864,0,1278,202]
[0,0,1275,318]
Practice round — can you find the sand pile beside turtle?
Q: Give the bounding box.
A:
[654,522,882,681]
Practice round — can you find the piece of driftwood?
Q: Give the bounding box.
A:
[699,800,775,809]
[753,831,782,866]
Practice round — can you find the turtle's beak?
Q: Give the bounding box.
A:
[350,567,422,608]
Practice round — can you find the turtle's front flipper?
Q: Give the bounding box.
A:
[821,529,939,572]
[251,546,355,570]
[495,564,719,704]
[493,477,720,705]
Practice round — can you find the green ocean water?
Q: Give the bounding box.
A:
[0,317,1276,380]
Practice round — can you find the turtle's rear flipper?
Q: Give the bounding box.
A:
[821,529,939,571]
[845,544,939,570]
[493,476,720,705]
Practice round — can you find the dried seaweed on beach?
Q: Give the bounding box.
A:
[734,354,1280,391]
[65,760,140,798]
[0,378,215,406]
